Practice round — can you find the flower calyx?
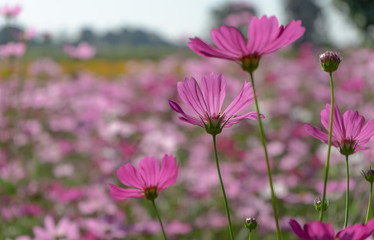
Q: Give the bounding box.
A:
[241,54,261,73]
[144,186,158,201]
[244,217,258,232]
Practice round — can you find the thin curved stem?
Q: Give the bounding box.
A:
[344,155,349,228]
[151,199,167,240]
[249,72,281,240]
[319,72,335,222]
[212,135,234,240]
[366,182,373,224]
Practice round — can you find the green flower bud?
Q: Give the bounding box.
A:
[319,51,341,73]
[244,217,257,232]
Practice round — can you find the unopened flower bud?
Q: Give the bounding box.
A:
[244,217,257,231]
[362,168,374,183]
[319,51,341,73]
[314,199,328,212]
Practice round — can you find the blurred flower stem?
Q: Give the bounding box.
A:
[320,72,334,222]
[151,199,167,240]
[249,71,282,240]
[344,155,350,228]
[212,134,234,240]
[366,182,373,224]
[248,231,252,240]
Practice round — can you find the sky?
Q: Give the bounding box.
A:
[0,0,362,47]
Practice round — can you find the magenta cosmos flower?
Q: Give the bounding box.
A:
[289,219,374,240]
[169,73,261,135]
[305,104,374,156]
[33,215,79,240]
[109,154,178,200]
[188,15,305,72]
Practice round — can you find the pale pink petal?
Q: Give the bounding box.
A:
[158,154,179,192]
[177,77,208,117]
[109,184,143,199]
[200,73,226,116]
[139,156,160,188]
[343,110,365,140]
[116,164,145,189]
[223,81,254,117]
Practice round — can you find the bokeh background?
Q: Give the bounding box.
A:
[1,0,374,239]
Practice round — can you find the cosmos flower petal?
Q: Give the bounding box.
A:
[139,156,160,188]
[336,218,374,240]
[304,221,335,239]
[224,112,263,128]
[158,154,179,191]
[289,219,311,240]
[109,184,143,199]
[223,81,254,117]
[201,73,226,116]
[304,124,339,147]
[343,110,365,140]
[321,104,345,141]
[116,163,145,189]
[211,26,248,56]
[356,119,374,144]
[169,100,204,127]
[177,77,208,117]
[188,37,239,60]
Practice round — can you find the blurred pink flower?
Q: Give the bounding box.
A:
[0,4,21,18]
[0,42,26,58]
[109,154,179,200]
[33,215,79,240]
[23,27,37,41]
[64,42,96,60]
[289,218,374,240]
[305,104,374,155]
[169,73,260,134]
[188,15,304,61]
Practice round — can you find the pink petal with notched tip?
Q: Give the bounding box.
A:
[188,37,239,60]
[211,26,248,56]
[343,110,365,140]
[321,104,345,141]
[356,119,374,144]
[223,81,254,117]
[304,124,339,147]
[177,77,208,117]
[304,221,335,240]
[158,154,179,192]
[169,100,203,127]
[200,73,226,117]
[116,164,145,189]
[139,156,160,188]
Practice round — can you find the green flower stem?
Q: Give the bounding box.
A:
[344,155,350,228]
[248,231,252,240]
[319,72,335,222]
[212,134,234,240]
[249,72,281,240]
[151,199,167,240]
[366,182,373,224]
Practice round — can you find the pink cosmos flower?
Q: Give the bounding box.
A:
[188,15,305,66]
[0,4,22,18]
[33,215,79,240]
[289,219,374,240]
[64,42,96,60]
[0,42,26,58]
[109,154,178,200]
[304,104,374,155]
[169,73,260,135]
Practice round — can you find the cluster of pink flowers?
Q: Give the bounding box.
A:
[0,42,26,58]
[64,42,97,60]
